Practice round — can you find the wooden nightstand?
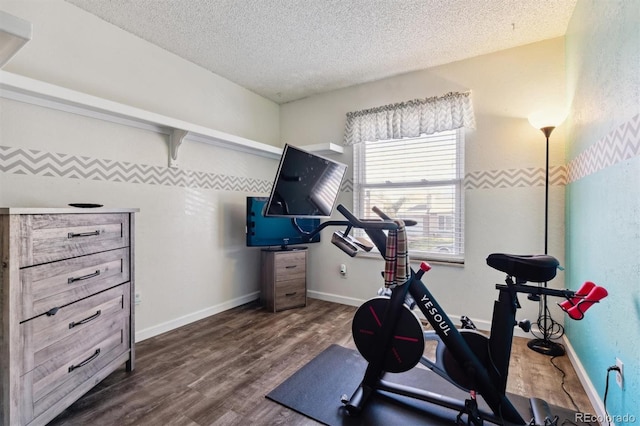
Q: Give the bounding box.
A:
[260,248,307,312]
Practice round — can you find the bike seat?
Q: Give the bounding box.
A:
[486,253,559,283]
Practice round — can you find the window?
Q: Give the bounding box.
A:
[353,129,464,262]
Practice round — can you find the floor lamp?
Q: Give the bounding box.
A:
[527,111,567,357]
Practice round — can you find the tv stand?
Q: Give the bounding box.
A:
[259,246,307,252]
[261,248,307,312]
[266,246,308,252]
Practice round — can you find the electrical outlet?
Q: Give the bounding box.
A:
[615,358,624,388]
[339,263,347,278]
[134,292,142,305]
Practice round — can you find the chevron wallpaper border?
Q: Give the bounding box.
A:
[2,115,636,193]
[464,166,567,190]
[0,145,274,192]
[0,145,357,194]
[566,113,640,183]
[464,114,639,190]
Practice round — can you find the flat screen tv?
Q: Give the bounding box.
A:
[265,144,347,218]
[246,196,320,249]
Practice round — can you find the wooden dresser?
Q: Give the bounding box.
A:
[261,249,307,312]
[0,207,137,426]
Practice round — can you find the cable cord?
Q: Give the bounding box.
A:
[603,366,620,426]
[550,354,581,413]
[547,350,595,426]
[531,300,565,340]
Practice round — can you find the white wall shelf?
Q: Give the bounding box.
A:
[303,142,344,155]
[0,11,32,68]
[0,71,344,164]
[0,71,283,164]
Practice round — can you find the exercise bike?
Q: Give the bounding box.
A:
[313,204,608,425]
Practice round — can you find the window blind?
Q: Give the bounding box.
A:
[353,129,465,262]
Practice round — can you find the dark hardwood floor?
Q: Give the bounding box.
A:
[50,298,594,425]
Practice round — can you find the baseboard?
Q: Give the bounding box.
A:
[135,291,260,342]
[562,335,607,420]
[308,291,531,338]
[307,290,365,307]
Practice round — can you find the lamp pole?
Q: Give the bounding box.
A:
[527,125,565,357]
[542,126,553,254]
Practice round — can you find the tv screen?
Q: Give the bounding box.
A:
[265,144,347,218]
[246,197,320,249]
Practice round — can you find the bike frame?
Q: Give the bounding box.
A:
[310,205,578,424]
[359,221,525,424]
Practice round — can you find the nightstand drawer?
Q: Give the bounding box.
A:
[274,251,306,281]
[19,248,130,321]
[261,249,307,312]
[19,213,129,267]
[274,280,306,311]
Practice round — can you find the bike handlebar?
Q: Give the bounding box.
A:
[336,204,417,229]
[372,206,391,220]
[336,204,399,230]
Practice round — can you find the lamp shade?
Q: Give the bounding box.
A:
[528,109,568,130]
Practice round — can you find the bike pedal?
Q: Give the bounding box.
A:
[460,315,477,330]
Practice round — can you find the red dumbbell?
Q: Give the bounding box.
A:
[566,285,608,320]
[559,281,596,311]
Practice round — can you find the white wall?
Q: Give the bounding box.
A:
[0,0,570,337]
[0,1,280,340]
[1,0,280,146]
[282,38,568,329]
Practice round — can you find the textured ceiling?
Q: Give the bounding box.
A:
[64,0,577,104]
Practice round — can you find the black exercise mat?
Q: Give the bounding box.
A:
[266,344,590,426]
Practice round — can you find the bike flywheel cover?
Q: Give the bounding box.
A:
[352,297,425,373]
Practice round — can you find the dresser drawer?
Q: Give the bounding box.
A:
[274,251,306,281]
[274,279,306,311]
[20,283,130,374]
[19,248,130,322]
[20,305,130,423]
[19,213,130,267]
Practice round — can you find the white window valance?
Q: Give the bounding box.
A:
[343,91,475,146]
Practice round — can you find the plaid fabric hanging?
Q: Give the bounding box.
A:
[383,220,409,288]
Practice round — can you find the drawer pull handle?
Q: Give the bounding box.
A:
[68,230,100,238]
[285,292,297,297]
[69,310,102,329]
[68,348,101,373]
[285,265,297,269]
[46,307,60,316]
[68,270,101,284]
